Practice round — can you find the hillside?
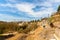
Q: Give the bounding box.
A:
[25,11,60,40]
[0,12,60,40]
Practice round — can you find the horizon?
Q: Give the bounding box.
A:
[0,0,60,21]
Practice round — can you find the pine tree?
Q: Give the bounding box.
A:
[57,5,60,12]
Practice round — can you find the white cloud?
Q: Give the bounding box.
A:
[5,0,17,3]
[30,8,56,17]
[54,0,60,2]
[15,2,56,17]
[40,2,52,7]
[16,3,33,12]
[0,3,18,13]
[0,0,57,17]
[0,3,14,7]
[0,13,30,21]
[48,0,60,3]
[0,0,58,21]
[15,3,36,16]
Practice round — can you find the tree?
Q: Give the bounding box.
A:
[57,5,60,12]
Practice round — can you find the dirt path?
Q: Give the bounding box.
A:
[5,33,26,40]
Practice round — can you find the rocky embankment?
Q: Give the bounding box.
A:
[5,12,60,40]
[21,12,60,40]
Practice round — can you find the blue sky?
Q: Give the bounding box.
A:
[0,0,60,21]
